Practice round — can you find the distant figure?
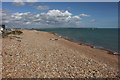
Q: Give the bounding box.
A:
[2,25,5,29]
[0,25,5,31]
[0,25,6,38]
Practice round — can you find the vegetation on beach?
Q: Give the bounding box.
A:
[2,30,23,38]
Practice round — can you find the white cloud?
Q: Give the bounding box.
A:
[25,21,31,24]
[13,0,38,6]
[12,16,22,20]
[2,10,12,23]
[35,14,40,18]
[26,0,38,2]
[90,19,96,22]
[47,10,72,17]
[80,13,90,17]
[13,0,25,6]
[13,12,31,16]
[3,20,9,23]
[11,12,31,20]
[13,0,24,2]
[36,5,49,10]
[2,9,90,28]
[33,19,41,22]
[72,16,81,20]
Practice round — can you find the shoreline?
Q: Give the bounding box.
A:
[2,29,119,78]
[47,31,119,55]
[41,30,118,68]
[46,30,119,67]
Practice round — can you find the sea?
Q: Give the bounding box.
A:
[37,28,119,54]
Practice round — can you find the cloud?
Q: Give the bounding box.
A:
[80,13,90,17]
[2,9,86,28]
[0,10,2,24]
[13,0,38,2]
[13,0,25,6]
[47,10,72,17]
[13,0,38,6]
[36,5,49,10]
[2,10,12,24]
[38,10,80,25]
[90,19,96,22]
[25,21,31,24]
[26,0,38,2]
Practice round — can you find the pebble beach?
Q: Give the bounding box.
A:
[1,30,119,78]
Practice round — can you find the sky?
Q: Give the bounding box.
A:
[1,2,118,28]
[1,0,120,2]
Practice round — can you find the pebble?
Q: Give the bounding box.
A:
[2,30,118,78]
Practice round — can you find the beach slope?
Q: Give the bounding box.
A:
[2,30,119,78]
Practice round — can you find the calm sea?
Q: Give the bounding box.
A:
[37,28,119,53]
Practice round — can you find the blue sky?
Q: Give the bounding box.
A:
[1,0,120,2]
[2,2,118,28]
